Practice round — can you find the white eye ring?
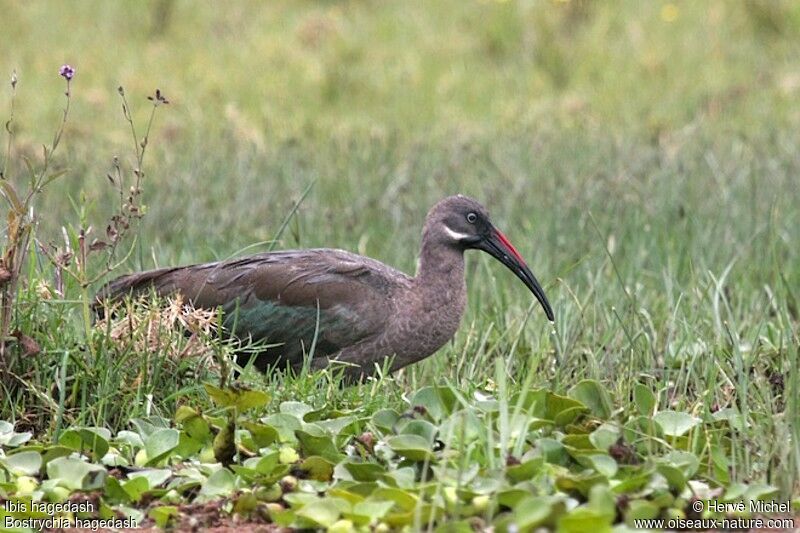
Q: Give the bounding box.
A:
[466,212,477,223]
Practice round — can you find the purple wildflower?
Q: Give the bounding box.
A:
[59,64,75,81]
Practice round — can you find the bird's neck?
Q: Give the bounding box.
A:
[415,238,466,291]
[410,237,468,352]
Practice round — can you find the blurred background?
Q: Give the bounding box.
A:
[2,0,798,258]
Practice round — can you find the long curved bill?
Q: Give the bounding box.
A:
[477,227,554,321]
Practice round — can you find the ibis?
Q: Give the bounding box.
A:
[96,195,554,381]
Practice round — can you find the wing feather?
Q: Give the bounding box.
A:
[95,249,411,370]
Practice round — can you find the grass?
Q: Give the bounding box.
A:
[0,0,799,529]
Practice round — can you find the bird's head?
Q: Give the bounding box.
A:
[425,195,554,322]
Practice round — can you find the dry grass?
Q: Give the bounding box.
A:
[96,294,219,370]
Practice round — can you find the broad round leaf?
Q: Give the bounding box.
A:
[46,457,107,490]
[145,428,180,465]
[653,411,700,437]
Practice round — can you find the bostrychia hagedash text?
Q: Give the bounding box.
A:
[95,195,554,381]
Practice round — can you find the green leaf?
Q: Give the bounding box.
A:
[116,430,144,448]
[440,409,486,443]
[128,469,171,488]
[240,421,279,448]
[371,487,417,510]
[555,471,608,497]
[410,386,457,421]
[558,506,614,533]
[284,492,321,507]
[130,417,171,439]
[40,446,73,468]
[46,457,107,490]
[4,431,32,447]
[148,506,179,528]
[633,384,656,416]
[262,413,302,442]
[386,434,435,462]
[203,383,236,408]
[204,385,270,412]
[316,415,357,436]
[625,499,660,523]
[722,482,748,501]
[506,457,545,483]
[105,476,131,503]
[174,405,199,423]
[744,483,779,502]
[234,390,271,412]
[612,469,653,494]
[174,432,204,458]
[270,507,298,527]
[301,456,335,481]
[252,451,281,475]
[234,491,259,514]
[589,423,620,452]
[2,451,42,476]
[435,519,475,533]
[372,409,400,431]
[712,407,747,431]
[230,464,258,482]
[295,429,342,463]
[653,411,701,437]
[497,488,531,508]
[554,406,589,427]
[343,462,386,482]
[346,499,395,525]
[295,498,348,527]
[656,463,687,492]
[580,454,618,477]
[383,466,416,489]
[556,486,615,532]
[199,468,236,498]
[510,495,563,529]
[569,380,613,419]
[562,433,595,450]
[180,414,211,443]
[538,438,569,465]
[587,483,616,518]
[662,450,699,477]
[121,476,150,502]
[327,488,365,506]
[213,421,235,464]
[57,428,111,460]
[543,391,586,421]
[399,419,438,444]
[144,428,180,465]
[280,401,314,420]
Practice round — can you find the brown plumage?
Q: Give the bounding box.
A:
[95,195,554,381]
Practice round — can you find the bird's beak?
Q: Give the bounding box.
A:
[471,227,554,321]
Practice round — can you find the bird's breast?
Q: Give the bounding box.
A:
[386,283,466,365]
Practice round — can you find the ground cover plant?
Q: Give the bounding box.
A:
[0,1,799,530]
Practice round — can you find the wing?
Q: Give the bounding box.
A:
[95,249,412,369]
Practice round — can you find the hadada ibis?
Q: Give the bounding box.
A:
[95,195,554,381]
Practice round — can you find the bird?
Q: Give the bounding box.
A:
[94,195,554,381]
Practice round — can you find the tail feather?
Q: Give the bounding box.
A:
[92,267,177,315]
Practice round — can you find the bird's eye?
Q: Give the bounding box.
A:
[466,212,478,224]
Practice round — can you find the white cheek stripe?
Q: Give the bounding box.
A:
[443,225,472,241]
